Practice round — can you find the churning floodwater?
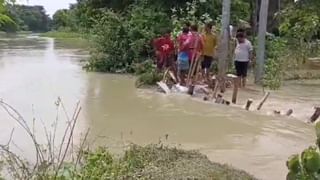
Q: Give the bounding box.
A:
[0,35,318,179]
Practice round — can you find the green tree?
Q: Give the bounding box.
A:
[0,0,17,32]
[280,0,320,41]
[8,5,50,32]
[287,122,320,180]
[52,8,77,31]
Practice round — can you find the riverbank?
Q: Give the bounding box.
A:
[0,34,316,179]
[83,144,257,179]
[0,141,257,179]
[40,31,83,39]
[40,31,91,49]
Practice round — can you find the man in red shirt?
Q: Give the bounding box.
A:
[187,24,203,62]
[153,29,175,72]
[186,24,203,81]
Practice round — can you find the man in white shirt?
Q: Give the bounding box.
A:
[234,32,253,87]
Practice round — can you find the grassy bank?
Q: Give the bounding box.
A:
[284,70,320,81]
[1,144,257,179]
[41,31,91,49]
[40,31,83,39]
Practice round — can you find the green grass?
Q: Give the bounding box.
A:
[40,31,83,39]
[41,31,91,49]
[58,144,257,180]
[284,70,320,81]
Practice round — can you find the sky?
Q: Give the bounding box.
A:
[17,0,76,16]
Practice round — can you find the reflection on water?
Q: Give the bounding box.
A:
[0,34,317,180]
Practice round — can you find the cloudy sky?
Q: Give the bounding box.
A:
[18,0,76,16]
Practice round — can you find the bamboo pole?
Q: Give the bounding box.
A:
[157,81,171,94]
[187,85,195,96]
[168,70,177,84]
[257,92,270,110]
[215,94,223,104]
[187,34,201,83]
[189,55,201,83]
[232,77,239,104]
[187,58,196,81]
[212,80,220,99]
[245,99,253,110]
[310,107,320,123]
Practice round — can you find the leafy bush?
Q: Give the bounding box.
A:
[287,122,320,180]
[69,144,257,180]
[171,0,213,38]
[84,1,170,73]
[135,69,163,88]
[133,60,155,75]
[263,38,286,90]
[264,58,283,90]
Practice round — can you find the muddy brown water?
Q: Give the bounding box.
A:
[0,35,318,179]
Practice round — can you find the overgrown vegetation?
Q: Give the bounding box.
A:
[80,0,254,86]
[72,0,319,88]
[84,2,171,73]
[2,0,320,88]
[263,38,287,89]
[258,0,320,89]
[0,0,16,32]
[286,122,320,180]
[0,100,256,180]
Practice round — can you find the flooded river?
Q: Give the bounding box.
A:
[0,35,318,179]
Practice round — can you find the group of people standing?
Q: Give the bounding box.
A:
[153,22,253,88]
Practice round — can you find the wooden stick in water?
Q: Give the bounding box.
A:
[187,85,195,96]
[187,59,195,81]
[168,70,177,84]
[215,94,223,104]
[157,81,171,94]
[194,56,203,81]
[310,107,320,123]
[245,99,253,111]
[286,109,293,116]
[162,69,169,82]
[257,92,270,110]
[232,77,239,104]
[212,80,220,99]
[189,55,201,83]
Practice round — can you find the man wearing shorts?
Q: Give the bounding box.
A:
[177,27,190,85]
[234,32,253,87]
[201,23,218,82]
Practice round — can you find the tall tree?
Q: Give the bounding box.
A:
[8,5,50,32]
[0,0,16,32]
[255,0,269,84]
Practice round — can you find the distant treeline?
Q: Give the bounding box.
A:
[3,4,51,32]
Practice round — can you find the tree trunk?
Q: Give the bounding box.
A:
[218,0,231,91]
[255,0,269,84]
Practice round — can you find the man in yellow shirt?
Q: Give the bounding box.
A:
[201,23,218,82]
